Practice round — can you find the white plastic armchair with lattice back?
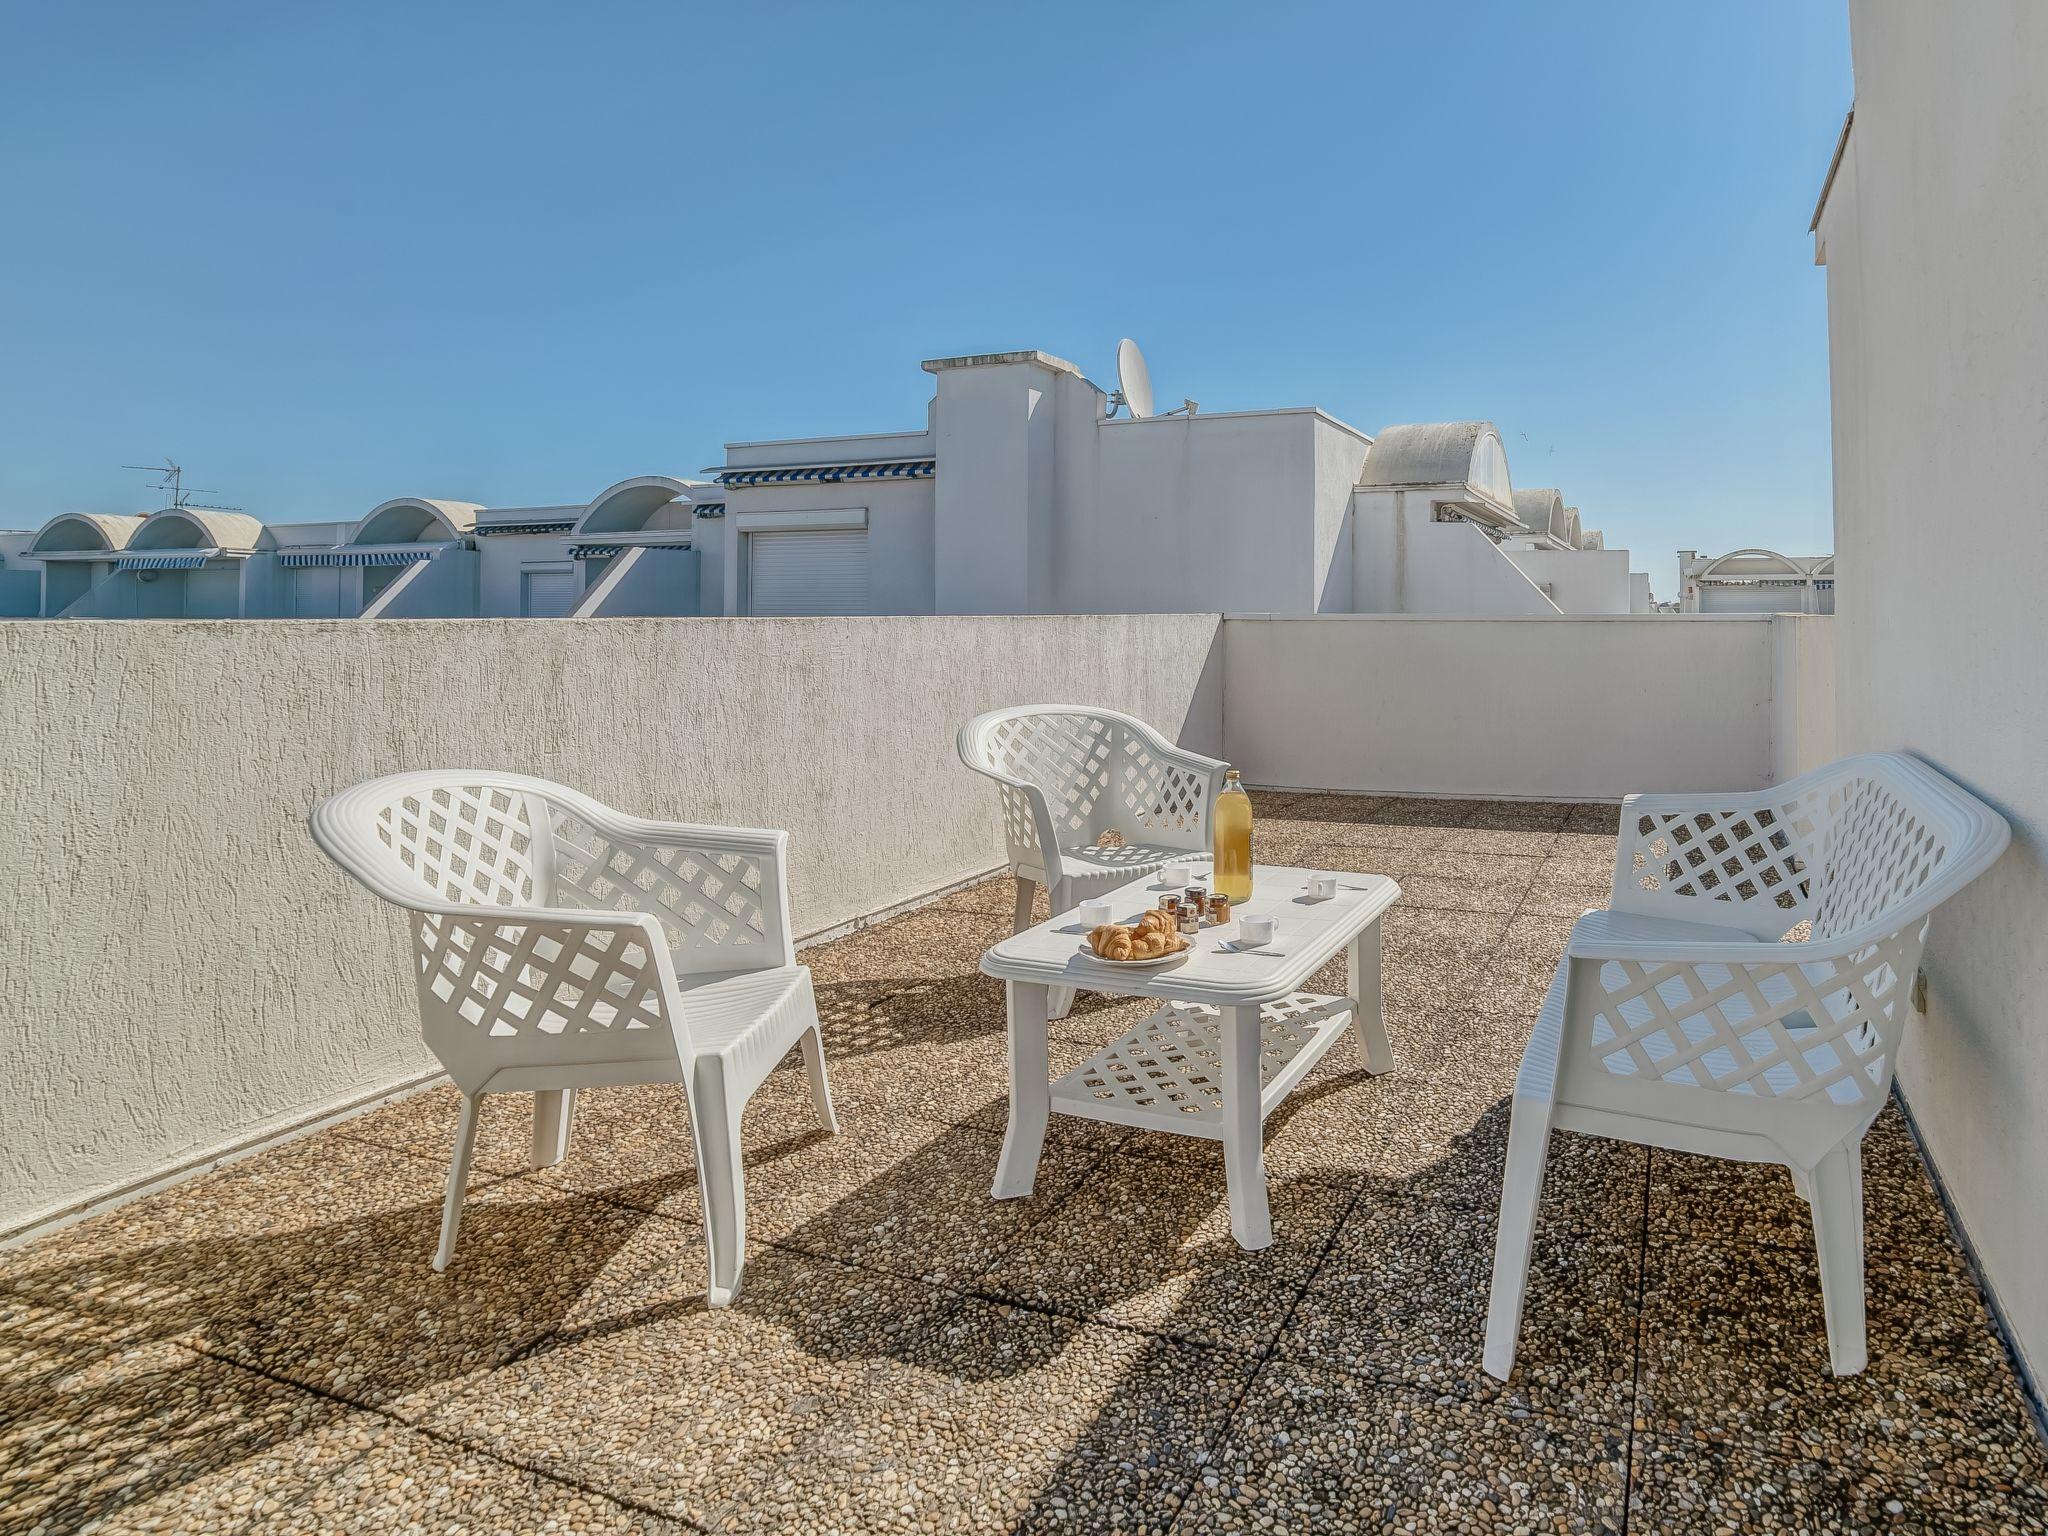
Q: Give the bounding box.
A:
[310,771,837,1308]
[958,706,1230,1017]
[1483,752,2008,1380]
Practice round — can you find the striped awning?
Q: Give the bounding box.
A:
[715,460,933,489]
[278,548,432,568]
[477,517,578,536]
[117,551,230,571]
[691,501,727,518]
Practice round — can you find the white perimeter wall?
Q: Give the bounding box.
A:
[1822,0,2048,1385]
[1223,614,1829,799]
[0,614,1224,1235]
[0,610,1835,1238]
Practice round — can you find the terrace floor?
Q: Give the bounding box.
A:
[4,794,2046,1535]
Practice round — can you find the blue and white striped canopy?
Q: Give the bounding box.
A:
[117,552,220,571]
[715,460,933,489]
[278,549,427,568]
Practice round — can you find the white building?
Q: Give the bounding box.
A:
[3,346,1654,622]
[698,349,1650,619]
[1676,547,1834,613]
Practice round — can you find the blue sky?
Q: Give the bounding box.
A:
[0,3,1850,579]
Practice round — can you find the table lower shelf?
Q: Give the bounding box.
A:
[1050,991,1358,1139]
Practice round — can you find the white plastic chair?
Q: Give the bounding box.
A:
[310,771,837,1308]
[1483,753,2008,1379]
[958,706,1229,1019]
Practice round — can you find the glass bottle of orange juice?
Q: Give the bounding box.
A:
[1212,770,1253,902]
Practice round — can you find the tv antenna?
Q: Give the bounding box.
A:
[1105,338,1198,420]
[121,458,242,513]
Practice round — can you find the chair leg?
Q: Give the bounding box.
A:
[435,1093,483,1273]
[1809,1142,1869,1375]
[688,1069,749,1309]
[1012,877,1038,934]
[531,1088,576,1169]
[800,1023,839,1134]
[1482,1095,1554,1380]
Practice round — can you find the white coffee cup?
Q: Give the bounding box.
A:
[1160,864,1191,887]
[1238,914,1276,947]
[1078,899,1113,928]
[1309,875,1339,901]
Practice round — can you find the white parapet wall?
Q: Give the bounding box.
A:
[0,610,1835,1240]
[1221,613,1833,800]
[0,613,1224,1237]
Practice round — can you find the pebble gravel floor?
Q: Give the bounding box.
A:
[4,794,2046,1534]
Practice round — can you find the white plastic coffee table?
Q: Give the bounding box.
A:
[980,863,1402,1249]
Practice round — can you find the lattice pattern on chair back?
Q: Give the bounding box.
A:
[1621,764,1961,949]
[1115,727,1212,844]
[1621,792,1823,934]
[346,778,684,1086]
[368,781,544,911]
[968,710,1211,870]
[1808,772,1952,944]
[545,807,776,976]
[1579,935,1915,1111]
[975,711,1120,868]
[412,910,673,1079]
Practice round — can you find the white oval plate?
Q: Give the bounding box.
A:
[1076,942,1192,968]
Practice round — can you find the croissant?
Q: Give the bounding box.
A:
[1135,909,1176,938]
[1089,924,1136,960]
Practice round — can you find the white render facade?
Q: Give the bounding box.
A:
[1676,547,1835,613]
[2,348,1651,622]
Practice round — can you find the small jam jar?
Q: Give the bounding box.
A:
[1176,901,1200,937]
[1208,895,1232,926]
[1184,884,1209,917]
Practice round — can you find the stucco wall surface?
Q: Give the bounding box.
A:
[1823,0,2048,1386]
[0,613,1223,1234]
[1221,614,1816,800]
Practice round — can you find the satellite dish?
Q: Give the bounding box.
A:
[1116,338,1155,420]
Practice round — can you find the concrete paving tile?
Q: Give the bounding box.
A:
[1255,792,1400,826]
[1246,832,1419,877]
[975,1171,1350,1355]
[734,1114,1109,1290]
[1636,1235,2048,1490]
[1385,903,1515,950]
[1648,1104,1967,1273]
[1540,837,1622,876]
[913,874,1028,921]
[1565,803,1623,834]
[355,1074,837,1192]
[1112,1042,1516,1195]
[0,1330,679,1536]
[1496,912,1579,966]
[1173,1360,1627,1534]
[1464,800,1577,831]
[1283,1191,1641,1427]
[422,1248,1251,1535]
[1517,879,1612,918]
[803,907,1017,987]
[1392,871,1538,915]
[1628,1432,2048,1535]
[815,1028,1104,1138]
[4,795,2039,1533]
[1436,823,1562,857]
[1393,1114,1649,1234]
[5,1132,668,1416]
